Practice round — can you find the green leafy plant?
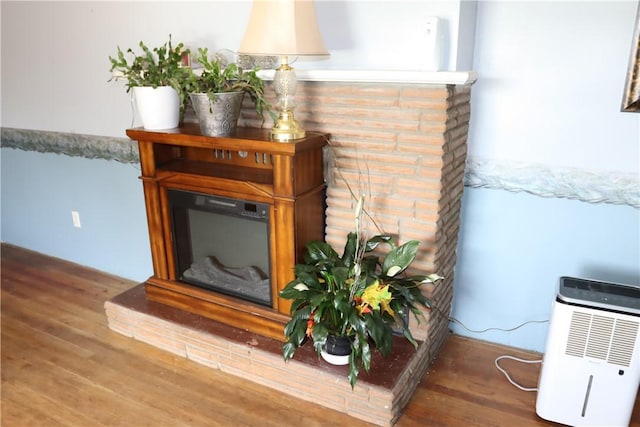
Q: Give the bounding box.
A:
[108,35,191,117]
[185,48,273,123]
[280,196,442,388]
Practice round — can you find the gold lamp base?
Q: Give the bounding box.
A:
[268,60,307,142]
[269,110,306,142]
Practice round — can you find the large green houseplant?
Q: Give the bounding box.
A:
[108,35,191,129]
[184,48,272,136]
[280,196,442,388]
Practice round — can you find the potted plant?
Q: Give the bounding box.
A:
[279,195,443,388]
[109,35,190,130]
[185,48,272,136]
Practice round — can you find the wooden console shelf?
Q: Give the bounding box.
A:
[127,124,327,341]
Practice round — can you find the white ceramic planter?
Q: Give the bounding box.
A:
[133,86,180,130]
[320,334,352,365]
[320,350,350,365]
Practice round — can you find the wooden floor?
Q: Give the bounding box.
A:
[2,244,639,427]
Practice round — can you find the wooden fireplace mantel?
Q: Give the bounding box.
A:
[127,124,327,341]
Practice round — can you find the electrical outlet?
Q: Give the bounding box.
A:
[71,211,81,228]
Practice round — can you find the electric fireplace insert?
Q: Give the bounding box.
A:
[126,126,326,340]
[168,188,272,306]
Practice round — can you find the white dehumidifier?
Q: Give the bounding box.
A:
[536,276,640,426]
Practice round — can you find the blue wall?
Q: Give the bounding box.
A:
[3,145,637,353]
[451,187,640,351]
[1,148,152,282]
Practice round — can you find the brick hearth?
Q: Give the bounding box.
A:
[106,284,426,426]
[105,74,474,426]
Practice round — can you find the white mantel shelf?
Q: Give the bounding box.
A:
[257,69,478,85]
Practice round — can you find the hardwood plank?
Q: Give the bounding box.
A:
[2,383,83,427]
[399,339,550,426]
[1,244,364,427]
[2,243,639,426]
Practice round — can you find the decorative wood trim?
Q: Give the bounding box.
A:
[465,156,640,208]
[0,127,137,163]
[3,127,637,209]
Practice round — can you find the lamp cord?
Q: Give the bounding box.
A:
[430,304,549,334]
[449,315,549,334]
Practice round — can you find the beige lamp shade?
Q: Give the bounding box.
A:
[238,0,329,57]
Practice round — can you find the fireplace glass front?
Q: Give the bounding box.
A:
[168,189,272,306]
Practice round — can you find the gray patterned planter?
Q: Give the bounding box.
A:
[189,92,244,137]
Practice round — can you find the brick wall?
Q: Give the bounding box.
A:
[240,79,472,369]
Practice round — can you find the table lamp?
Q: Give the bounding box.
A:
[238,0,329,142]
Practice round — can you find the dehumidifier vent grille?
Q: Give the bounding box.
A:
[585,315,614,360]
[565,311,639,367]
[608,319,639,367]
[565,311,590,357]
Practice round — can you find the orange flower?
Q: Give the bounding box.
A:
[357,304,372,315]
[306,318,314,337]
